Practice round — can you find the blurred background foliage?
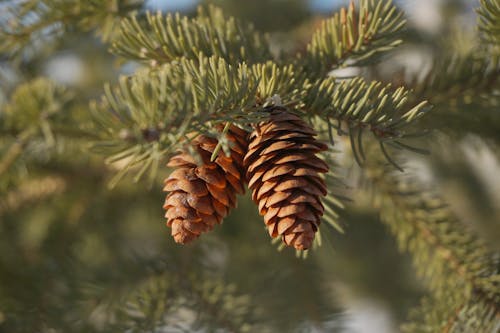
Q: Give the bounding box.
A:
[0,0,499,332]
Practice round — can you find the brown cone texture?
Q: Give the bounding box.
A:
[244,108,329,250]
[163,125,248,244]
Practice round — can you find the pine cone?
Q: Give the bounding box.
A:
[244,108,328,250]
[163,125,248,244]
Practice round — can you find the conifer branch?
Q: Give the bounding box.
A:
[91,55,262,185]
[402,290,500,333]
[412,53,500,108]
[0,78,75,176]
[303,0,406,77]
[0,176,67,215]
[91,2,430,184]
[303,77,428,167]
[111,5,272,66]
[0,0,142,58]
[2,1,499,331]
[92,52,428,183]
[478,0,500,52]
[408,51,500,140]
[363,153,500,331]
[0,127,37,177]
[105,271,257,332]
[250,62,310,106]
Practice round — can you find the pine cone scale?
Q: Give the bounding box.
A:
[163,179,208,197]
[186,195,214,215]
[226,173,245,194]
[167,154,197,167]
[248,132,312,150]
[165,206,199,221]
[194,167,226,187]
[264,191,293,208]
[276,217,296,234]
[206,182,229,205]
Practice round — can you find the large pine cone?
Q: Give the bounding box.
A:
[163,125,248,243]
[244,108,329,250]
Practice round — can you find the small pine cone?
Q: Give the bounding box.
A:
[163,125,248,244]
[244,108,329,250]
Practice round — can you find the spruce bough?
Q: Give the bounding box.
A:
[1,0,499,331]
[92,1,428,251]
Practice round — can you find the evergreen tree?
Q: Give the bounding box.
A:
[0,0,499,332]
